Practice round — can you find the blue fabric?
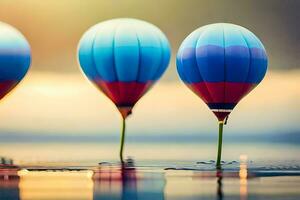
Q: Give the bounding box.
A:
[114,24,140,82]
[196,24,224,47]
[196,45,225,82]
[93,24,118,82]
[177,48,203,83]
[177,23,268,84]
[207,103,237,110]
[78,18,171,83]
[224,46,250,82]
[78,26,101,81]
[247,48,268,83]
[0,22,31,81]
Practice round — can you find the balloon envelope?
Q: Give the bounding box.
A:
[177,23,268,121]
[78,18,170,117]
[0,22,31,99]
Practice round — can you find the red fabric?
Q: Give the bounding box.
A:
[95,80,153,107]
[188,82,257,121]
[224,83,256,103]
[213,111,231,121]
[188,82,256,104]
[0,80,18,100]
[187,83,213,103]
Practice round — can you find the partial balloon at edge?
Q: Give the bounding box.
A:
[0,22,31,100]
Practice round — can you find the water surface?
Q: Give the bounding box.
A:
[0,142,300,199]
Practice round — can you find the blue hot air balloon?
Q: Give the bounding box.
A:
[0,22,31,101]
[78,18,171,161]
[177,23,268,167]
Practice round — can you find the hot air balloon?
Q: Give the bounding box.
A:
[0,22,31,102]
[78,18,170,162]
[176,23,268,168]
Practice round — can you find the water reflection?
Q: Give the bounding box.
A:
[93,158,165,200]
[1,156,300,200]
[216,155,249,200]
[239,155,248,200]
[18,169,94,199]
[216,169,223,200]
[0,158,166,200]
[164,158,250,200]
[0,162,20,200]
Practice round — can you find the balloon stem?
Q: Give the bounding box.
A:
[119,117,126,163]
[216,121,224,169]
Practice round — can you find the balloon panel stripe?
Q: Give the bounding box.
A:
[149,35,171,81]
[207,103,236,110]
[192,23,264,49]
[93,29,118,82]
[177,48,203,83]
[178,45,267,83]
[211,109,232,112]
[94,80,152,108]
[188,82,256,104]
[78,27,103,81]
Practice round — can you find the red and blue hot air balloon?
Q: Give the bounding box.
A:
[0,22,31,102]
[177,23,268,167]
[78,18,170,162]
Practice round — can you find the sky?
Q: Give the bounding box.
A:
[0,0,299,138]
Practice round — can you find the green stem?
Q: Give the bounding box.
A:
[119,117,126,163]
[216,122,224,168]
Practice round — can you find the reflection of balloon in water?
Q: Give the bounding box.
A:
[78,18,171,162]
[177,23,268,167]
[0,22,31,100]
[93,160,166,200]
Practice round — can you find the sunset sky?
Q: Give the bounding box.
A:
[0,0,299,137]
